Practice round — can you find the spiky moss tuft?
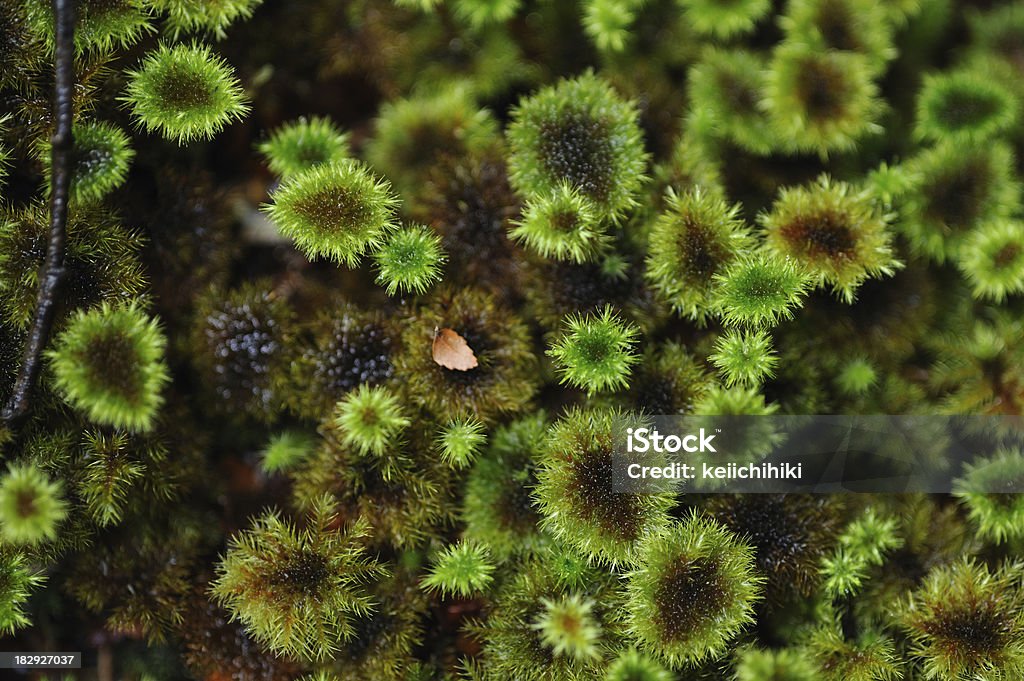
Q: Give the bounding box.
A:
[39,121,135,204]
[710,328,778,388]
[582,0,643,52]
[547,305,640,396]
[145,0,263,39]
[628,341,712,415]
[263,159,400,266]
[899,141,1020,263]
[258,116,350,178]
[365,87,500,201]
[510,182,609,263]
[507,72,649,221]
[47,301,169,432]
[190,284,294,422]
[436,416,486,469]
[968,3,1024,74]
[686,49,775,156]
[900,559,1024,680]
[373,224,446,296]
[835,357,877,395]
[646,188,754,321]
[624,512,763,668]
[473,561,615,681]
[260,431,315,474]
[955,449,1024,544]
[211,496,387,662]
[294,426,457,550]
[331,571,429,681]
[0,464,67,545]
[705,495,842,599]
[606,647,674,681]
[0,549,45,635]
[395,287,538,421]
[534,407,673,566]
[839,508,902,567]
[24,0,154,54]
[122,42,248,145]
[333,385,410,460]
[806,627,902,681]
[764,45,882,156]
[0,204,147,331]
[462,413,547,560]
[421,540,495,597]
[955,220,1024,302]
[712,253,811,328]
[676,0,771,39]
[531,594,602,662]
[915,69,1018,143]
[761,175,901,303]
[77,428,172,528]
[452,0,521,29]
[733,646,818,681]
[780,0,895,69]
[287,304,398,419]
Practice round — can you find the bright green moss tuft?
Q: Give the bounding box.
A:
[712,253,811,328]
[0,464,67,545]
[333,385,410,460]
[531,594,602,662]
[676,0,771,39]
[915,69,1018,143]
[710,328,778,387]
[0,550,45,635]
[122,42,250,144]
[547,305,640,395]
[420,540,495,597]
[507,72,649,221]
[145,0,263,39]
[264,159,400,266]
[47,302,169,432]
[955,220,1024,302]
[645,188,753,321]
[373,224,447,295]
[258,116,350,178]
[24,0,154,54]
[624,512,763,667]
[510,182,608,263]
[39,121,135,204]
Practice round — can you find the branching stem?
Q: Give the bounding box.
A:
[2,0,75,426]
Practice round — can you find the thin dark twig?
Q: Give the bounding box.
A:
[1,0,75,426]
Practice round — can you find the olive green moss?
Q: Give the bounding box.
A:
[2,0,1024,679]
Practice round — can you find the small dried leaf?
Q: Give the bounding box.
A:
[432,327,478,371]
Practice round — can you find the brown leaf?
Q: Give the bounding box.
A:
[432,327,478,371]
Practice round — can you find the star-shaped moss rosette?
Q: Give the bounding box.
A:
[547,305,640,395]
[46,301,169,432]
[373,224,447,295]
[263,159,400,266]
[121,42,250,144]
